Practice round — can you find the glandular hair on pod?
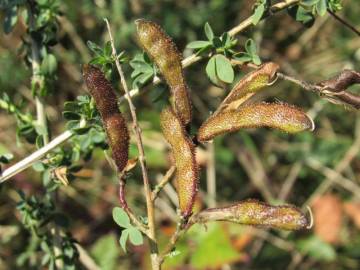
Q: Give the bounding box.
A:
[82,64,129,172]
[221,62,280,109]
[192,199,309,231]
[135,19,192,126]
[160,106,198,218]
[198,102,314,142]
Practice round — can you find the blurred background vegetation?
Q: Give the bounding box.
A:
[0,0,360,269]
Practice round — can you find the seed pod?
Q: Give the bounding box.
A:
[192,200,309,231]
[198,103,314,142]
[219,62,280,112]
[82,64,129,172]
[135,19,192,125]
[160,106,198,218]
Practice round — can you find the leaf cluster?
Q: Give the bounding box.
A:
[112,207,144,252]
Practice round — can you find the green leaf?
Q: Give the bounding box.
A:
[36,135,44,149]
[63,111,81,120]
[91,234,120,270]
[190,223,241,269]
[112,207,131,228]
[214,54,234,83]
[252,4,265,25]
[252,54,262,65]
[0,153,13,164]
[288,5,315,26]
[119,229,129,252]
[316,0,327,16]
[221,32,231,48]
[233,53,253,63]
[186,40,212,49]
[72,127,91,135]
[87,41,103,55]
[41,54,57,76]
[245,39,257,56]
[212,37,222,48]
[204,22,214,41]
[205,56,219,85]
[32,161,45,172]
[103,41,112,57]
[128,228,143,246]
[296,236,336,261]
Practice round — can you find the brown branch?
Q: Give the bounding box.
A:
[317,70,360,92]
[104,19,160,270]
[276,70,360,110]
[117,175,149,235]
[327,9,360,36]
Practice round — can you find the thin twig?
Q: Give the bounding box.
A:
[117,172,150,236]
[27,2,49,145]
[305,158,360,200]
[228,0,300,36]
[152,166,176,201]
[75,244,101,270]
[277,72,321,92]
[104,19,160,270]
[327,9,360,36]
[278,161,303,201]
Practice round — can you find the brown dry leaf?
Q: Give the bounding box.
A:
[312,194,343,244]
[344,202,360,229]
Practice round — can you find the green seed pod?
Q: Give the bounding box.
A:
[193,199,309,231]
[135,19,192,125]
[219,62,280,112]
[160,106,198,218]
[198,103,314,142]
[82,64,129,172]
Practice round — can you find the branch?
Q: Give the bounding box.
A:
[104,19,160,270]
[278,69,360,110]
[0,130,73,183]
[27,2,49,145]
[327,9,360,36]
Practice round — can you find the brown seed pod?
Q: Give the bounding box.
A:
[192,199,309,231]
[82,64,129,172]
[198,103,314,142]
[218,62,280,112]
[160,106,198,218]
[135,19,192,125]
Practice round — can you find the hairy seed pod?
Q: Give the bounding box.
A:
[135,19,192,125]
[192,199,309,231]
[160,106,198,218]
[82,64,129,172]
[198,103,314,142]
[219,62,280,112]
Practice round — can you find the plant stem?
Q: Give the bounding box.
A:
[228,0,300,36]
[104,19,160,270]
[327,9,360,36]
[28,2,49,145]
